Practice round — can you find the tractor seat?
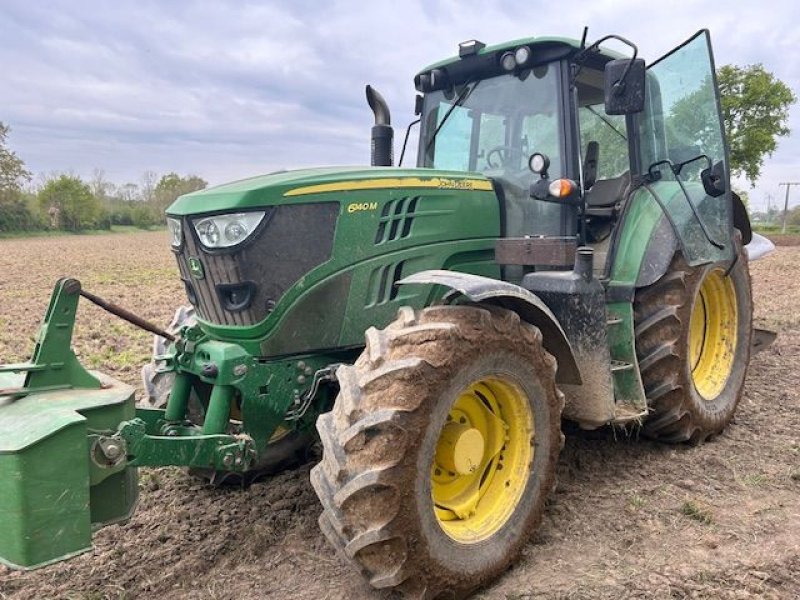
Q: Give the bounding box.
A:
[585,171,630,211]
[584,171,630,243]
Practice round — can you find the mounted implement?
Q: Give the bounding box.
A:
[0,28,775,598]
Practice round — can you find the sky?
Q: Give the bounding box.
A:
[1,0,799,211]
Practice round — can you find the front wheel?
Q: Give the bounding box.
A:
[634,234,753,443]
[311,305,564,598]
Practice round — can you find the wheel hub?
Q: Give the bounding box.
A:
[435,423,485,475]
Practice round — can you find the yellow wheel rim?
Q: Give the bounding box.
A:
[689,268,738,400]
[431,377,533,543]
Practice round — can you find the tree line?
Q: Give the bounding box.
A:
[0,123,206,233]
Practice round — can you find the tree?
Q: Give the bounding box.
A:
[38,174,101,231]
[89,168,114,203]
[153,173,207,218]
[140,170,158,204]
[0,122,31,199]
[0,122,40,231]
[718,64,796,185]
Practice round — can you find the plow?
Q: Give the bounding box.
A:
[0,28,777,598]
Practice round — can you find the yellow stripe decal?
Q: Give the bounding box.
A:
[284,177,494,197]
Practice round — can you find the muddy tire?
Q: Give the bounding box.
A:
[139,305,310,485]
[140,306,197,410]
[634,234,753,443]
[311,305,564,598]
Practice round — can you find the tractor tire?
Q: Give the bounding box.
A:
[139,305,310,485]
[311,305,564,599]
[140,305,197,410]
[634,233,753,443]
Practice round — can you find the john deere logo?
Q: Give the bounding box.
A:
[188,257,205,279]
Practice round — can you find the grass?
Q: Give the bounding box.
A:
[85,347,150,370]
[0,225,165,240]
[741,473,769,487]
[680,500,714,524]
[628,493,646,510]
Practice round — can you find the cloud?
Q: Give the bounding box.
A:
[0,0,797,207]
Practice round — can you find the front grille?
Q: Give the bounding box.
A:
[175,203,338,326]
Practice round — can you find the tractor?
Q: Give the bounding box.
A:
[0,29,775,598]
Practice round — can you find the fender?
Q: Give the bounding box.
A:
[635,191,755,288]
[731,191,752,245]
[397,270,581,385]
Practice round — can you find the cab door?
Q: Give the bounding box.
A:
[636,30,734,265]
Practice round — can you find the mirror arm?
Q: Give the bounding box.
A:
[398,118,421,167]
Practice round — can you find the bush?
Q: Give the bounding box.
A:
[0,197,45,232]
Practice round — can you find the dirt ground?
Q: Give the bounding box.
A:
[0,231,798,600]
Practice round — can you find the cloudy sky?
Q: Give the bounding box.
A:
[1,0,798,210]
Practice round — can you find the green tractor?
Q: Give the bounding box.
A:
[0,29,773,598]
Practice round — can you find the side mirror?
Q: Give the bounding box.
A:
[604,58,646,115]
[701,160,727,198]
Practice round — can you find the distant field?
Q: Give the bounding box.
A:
[0,230,183,393]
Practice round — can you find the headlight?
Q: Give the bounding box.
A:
[167,217,182,247]
[193,211,266,249]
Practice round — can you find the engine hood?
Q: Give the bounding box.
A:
[166,166,494,216]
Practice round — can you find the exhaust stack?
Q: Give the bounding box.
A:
[366,85,394,167]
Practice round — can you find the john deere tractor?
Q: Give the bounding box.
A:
[0,29,774,598]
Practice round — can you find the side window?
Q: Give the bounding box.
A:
[637,30,733,265]
[576,67,630,182]
[578,106,629,179]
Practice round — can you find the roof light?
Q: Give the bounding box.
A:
[459,40,486,58]
[500,51,516,71]
[514,46,531,66]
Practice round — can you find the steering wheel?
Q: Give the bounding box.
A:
[485,145,517,169]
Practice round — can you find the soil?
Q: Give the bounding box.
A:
[0,231,798,600]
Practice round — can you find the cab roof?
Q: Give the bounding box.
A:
[417,36,583,75]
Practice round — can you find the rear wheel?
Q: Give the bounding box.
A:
[634,235,752,442]
[311,305,563,598]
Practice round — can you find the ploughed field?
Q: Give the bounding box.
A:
[0,231,798,599]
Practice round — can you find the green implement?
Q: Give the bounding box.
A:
[0,280,137,569]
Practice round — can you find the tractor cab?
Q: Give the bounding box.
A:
[414,32,738,276]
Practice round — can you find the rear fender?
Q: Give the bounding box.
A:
[397,270,581,385]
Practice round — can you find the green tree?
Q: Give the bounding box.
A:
[0,122,40,232]
[38,174,101,231]
[718,64,796,185]
[0,122,31,195]
[153,173,207,219]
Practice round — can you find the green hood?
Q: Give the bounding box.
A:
[166,166,494,216]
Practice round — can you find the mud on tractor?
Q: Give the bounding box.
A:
[0,29,776,598]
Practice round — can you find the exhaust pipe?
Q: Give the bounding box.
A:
[366,85,393,167]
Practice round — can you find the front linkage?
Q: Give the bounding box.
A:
[0,278,332,568]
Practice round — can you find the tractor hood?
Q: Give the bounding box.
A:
[166,166,494,216]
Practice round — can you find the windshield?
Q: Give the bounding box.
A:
[417,63,563,177]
